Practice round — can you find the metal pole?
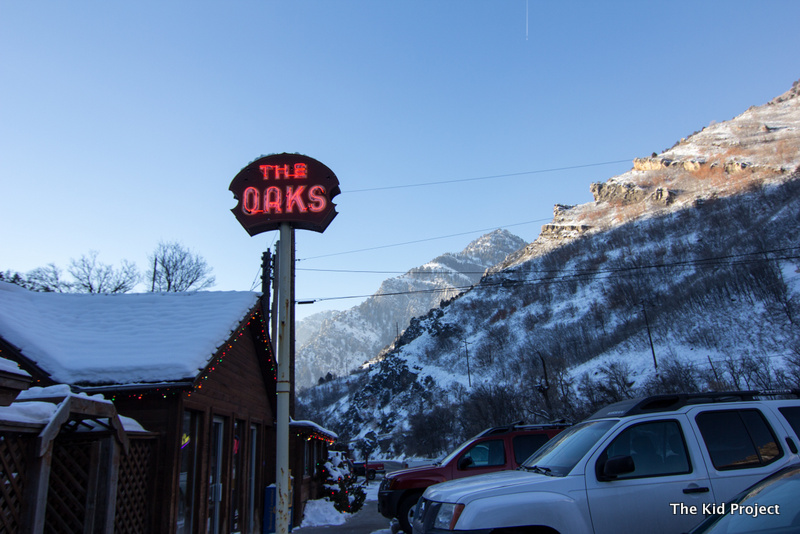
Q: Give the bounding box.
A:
[276,222,294,534]
[463,339,471,387]
[642,302,658,373]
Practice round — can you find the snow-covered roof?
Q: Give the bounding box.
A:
[0,355,30,377]
[0,282,261,386]
[290,418,338,441]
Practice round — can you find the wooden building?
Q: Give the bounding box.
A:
[0,281,332,533]
[290,420,337,514]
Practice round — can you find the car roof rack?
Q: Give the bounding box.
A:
[588,389,800,420]
[480,420,571,436]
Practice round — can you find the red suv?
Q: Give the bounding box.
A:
[378,421,569,533]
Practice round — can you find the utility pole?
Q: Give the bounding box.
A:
[261,249,272,336]
[642,301,658,374]
[151,257,158,292]
[707,355,721,384]
[463,339,472,387]
[261,250,271,297]
[536,352,554,416]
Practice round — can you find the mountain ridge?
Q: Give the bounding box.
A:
[295,229,527,387]
[298,78,800,457]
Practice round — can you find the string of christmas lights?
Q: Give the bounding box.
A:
[112,310,276,402]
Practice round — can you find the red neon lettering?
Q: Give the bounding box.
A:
[243,187,261,214]
[264,186,282,213]
[260,163,307,179]
[285,186,307,213]
[308,185,327,212]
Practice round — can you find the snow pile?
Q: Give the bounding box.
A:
[0,356,29,376]
[298,499,349,527]
[0,400,57,425]
[0,384,148,432]
[297,479,382,530]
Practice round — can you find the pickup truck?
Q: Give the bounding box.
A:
[413,391,800,534]
[353,461,386,480]
[379,422,568,533]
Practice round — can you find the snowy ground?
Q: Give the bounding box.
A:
[295,480,390,534]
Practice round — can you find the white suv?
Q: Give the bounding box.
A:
[412,391,800,534]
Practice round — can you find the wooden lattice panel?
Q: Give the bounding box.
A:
[0,433,32,534]
[45,440,91,534]
[115,437,156,534]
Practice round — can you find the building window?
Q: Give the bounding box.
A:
[231,419,245,532]
[177,410,201,534]
[208,416,226,534]
[248,424,259,532]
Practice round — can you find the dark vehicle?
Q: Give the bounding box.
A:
[379,421,568,533]
[688,463,800,534]
[353,461,386,480]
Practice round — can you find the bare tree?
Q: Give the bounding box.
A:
[2,265,68,292]
[68,251,139,294]
[147,241,215,292]
[26,263,70,292]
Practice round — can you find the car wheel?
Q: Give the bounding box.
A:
[367,469,376,480]
[398,493,422,534]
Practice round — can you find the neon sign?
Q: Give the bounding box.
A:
[229,153,340,235]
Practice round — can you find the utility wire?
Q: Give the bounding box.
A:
[295,159,630,262]
[297,218,551,261]
[298,247,800,302]
[343,160,632,194]
[299,246,800,276]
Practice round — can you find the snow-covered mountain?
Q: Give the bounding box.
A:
[295,229,527,387]
[298,79,800,456]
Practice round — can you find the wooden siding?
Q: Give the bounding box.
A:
[109,310,277,534]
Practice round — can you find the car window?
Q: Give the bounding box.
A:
[438,434,482,466]
[459,439,505,469]
[778,406,800,437]
[696,409,782,471]
[513,434,551,464]
[523,420,616,477]
[598,420,690,479]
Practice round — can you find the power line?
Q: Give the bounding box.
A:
[298,246,800,277]
[343,159,632,194]
[297,218,551,261]
[298,247,800,302]
[294,159,630,262]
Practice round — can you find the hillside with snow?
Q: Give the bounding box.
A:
[295,229,527,387]
[298,79,800,457]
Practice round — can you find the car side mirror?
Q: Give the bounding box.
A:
[599,455,635,481]
[458,456,474,470]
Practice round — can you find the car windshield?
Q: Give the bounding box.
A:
[693,466,800,533]
[521,420,616,476]
[437,435,480,466]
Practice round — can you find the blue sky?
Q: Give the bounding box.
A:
[2,1,799,320]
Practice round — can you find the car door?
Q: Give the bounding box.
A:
[689,407,789,503]
[453,438,508,479]
[585,417,716,534]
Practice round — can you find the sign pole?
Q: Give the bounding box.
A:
[229,153,339,532]
[276,222,294,534]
